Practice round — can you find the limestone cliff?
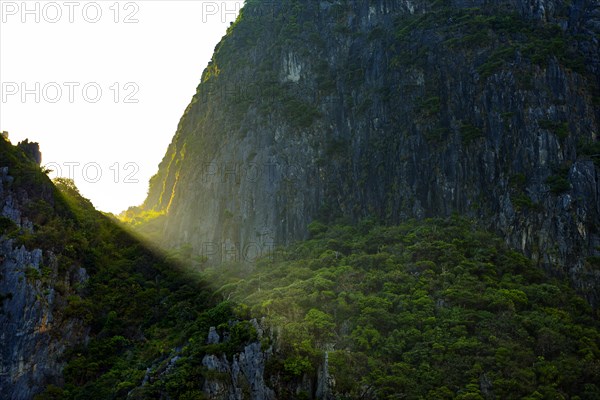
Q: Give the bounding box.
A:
[0,143,88,399]
[140,0,600,304]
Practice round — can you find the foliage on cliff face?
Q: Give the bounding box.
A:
[3,124,600,400]
[30,206,600,399]
[1,138,238,399]
[204,217,600,399]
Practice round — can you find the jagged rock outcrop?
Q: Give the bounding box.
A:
[16,140,42,166]
[201,320,275,400]
[141,0,600,304]
[202,342,275,400]
[198,320,336,400]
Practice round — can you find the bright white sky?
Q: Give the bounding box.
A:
[0,0,243,213]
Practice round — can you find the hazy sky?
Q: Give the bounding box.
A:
[0,0,243,213]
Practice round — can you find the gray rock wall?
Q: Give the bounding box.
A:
[143,0,600,303]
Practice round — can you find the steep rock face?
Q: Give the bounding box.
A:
[0,239,87,399]
[0,158,87,398]
[143,0,600,303]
